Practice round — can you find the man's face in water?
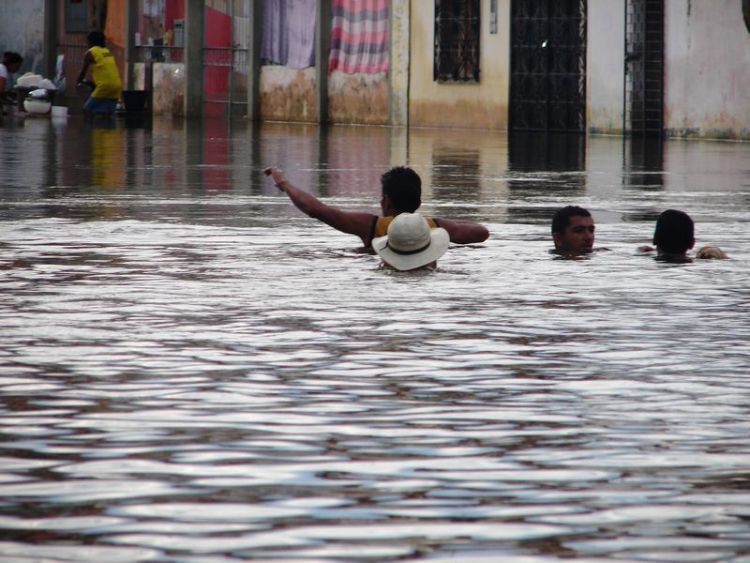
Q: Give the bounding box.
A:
[554,214,595,254]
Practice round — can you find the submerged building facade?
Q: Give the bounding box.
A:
[2,0,750,140]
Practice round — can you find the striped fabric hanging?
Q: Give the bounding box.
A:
[328,0,389,74]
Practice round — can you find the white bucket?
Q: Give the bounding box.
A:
[51,105,68,118]
[24,98,51,115]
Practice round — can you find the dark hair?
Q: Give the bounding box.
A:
[87,31,106,47]
[2,51,23,66]
[653,209,694,253]
[551,205,591,235]
[381,166,422,213]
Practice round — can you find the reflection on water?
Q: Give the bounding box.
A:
[506,132,587,224]
[0,116,749,561]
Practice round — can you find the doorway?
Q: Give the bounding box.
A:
[624,0,664,137]
[509,0,587,133]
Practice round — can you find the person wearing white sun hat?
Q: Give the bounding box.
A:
[264,166,488,251]
[371,212,450,271]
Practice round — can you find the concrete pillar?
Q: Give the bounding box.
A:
[43,0,58,80]
[315,0,332,124]
[184,0,204,116]
[247,0,263,121]
[389,0,410,127]
[124,0,139,90]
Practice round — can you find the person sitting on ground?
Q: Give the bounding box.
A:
[76,31,122,117]
[638,209,695,262]
[0,51,23,106]
[371,212,449,271]
[551,205,596,256]
[264,166,489,250]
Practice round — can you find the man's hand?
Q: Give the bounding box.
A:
[264,167,287,192]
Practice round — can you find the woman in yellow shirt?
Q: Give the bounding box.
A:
[76,31,122,116]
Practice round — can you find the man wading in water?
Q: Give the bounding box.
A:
[550,205,597,257]
[264,166,489,250]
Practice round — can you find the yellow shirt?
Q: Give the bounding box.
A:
[88,46,122,99]
[371,215,438,239]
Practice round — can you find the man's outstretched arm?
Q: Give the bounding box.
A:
[434,217,489,244]
[265,167,376,244]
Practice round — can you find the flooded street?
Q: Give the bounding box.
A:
[1,115,749,561]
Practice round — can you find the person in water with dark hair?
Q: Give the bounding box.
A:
[550,205,596,256]
[76,31,122,116]
[264,166,489,250]
[638,209,693,262]
[638,209,728,261]
[0,51,23,107]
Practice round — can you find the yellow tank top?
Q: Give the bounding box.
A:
[88,46,122,99]
[371,215,438,239]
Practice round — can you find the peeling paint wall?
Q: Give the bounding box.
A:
[260,66,317,122]
[587,0,625,135]
[665,0,750,140]
[408,0,510,130]
[152,63,186,116]
[328,71,388,125]
[132,63,186,116]
[0,0,45,77]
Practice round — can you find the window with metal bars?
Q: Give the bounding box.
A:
[433,0,480,83]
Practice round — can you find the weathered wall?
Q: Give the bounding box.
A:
[0,0,45,76]
[587,0,625,135]
[665,0,750,140]
[133,62,186,116]
[408,0,509,130]
[259,66,317,122]
[328,71,388,125]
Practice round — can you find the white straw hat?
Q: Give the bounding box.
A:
[372,213,450,271]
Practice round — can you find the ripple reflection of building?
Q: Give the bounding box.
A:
[430,145,483,218]
[325,125,388,200]
[507,131,587,224]
[621,137,665,223]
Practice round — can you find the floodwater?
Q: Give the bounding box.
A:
[1,114,749,562]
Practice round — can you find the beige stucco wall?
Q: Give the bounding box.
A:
[587,0,625,135]
[665,0,750,140]
[408,0,510,130]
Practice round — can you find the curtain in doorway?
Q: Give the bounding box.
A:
[328,0,389,74]
[261,0,316,69]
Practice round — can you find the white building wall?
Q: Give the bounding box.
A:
[665,0,750,139]
[587,0,625,135]
[0,0,45,76]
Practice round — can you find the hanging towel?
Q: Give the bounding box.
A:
[262,0,316,69]
[328,0,389,74]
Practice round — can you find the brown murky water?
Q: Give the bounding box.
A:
[1,115,749,561]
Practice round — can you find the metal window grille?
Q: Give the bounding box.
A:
[434,0,480,83]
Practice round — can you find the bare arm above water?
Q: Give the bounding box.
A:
[433,217,489,244]
[264,167,376,245]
